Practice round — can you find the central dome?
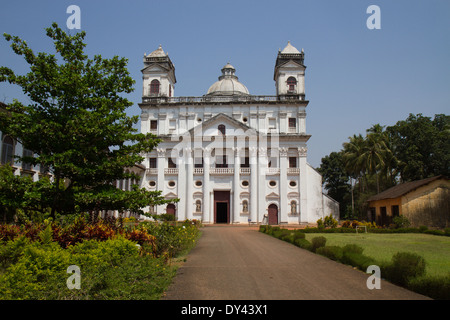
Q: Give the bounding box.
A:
[206,63,249,96]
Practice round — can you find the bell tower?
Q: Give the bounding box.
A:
[142,45,176,98]
[274,41,306,99]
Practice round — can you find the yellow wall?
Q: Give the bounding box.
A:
[402,180,450,228]
[368,179,450,228]
[368,198,402,226]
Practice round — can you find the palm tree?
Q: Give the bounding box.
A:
[342,134,366,216]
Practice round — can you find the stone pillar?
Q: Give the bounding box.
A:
[298,111,306,134]
[157,148,166,215]
[185,147,193,220]
[298,146,308,223]
[279,147,288,223]
[233,147,241,224]
[203,147,211,223]
[258,147,268,223]
[250,147,258,223]
[177,148,186,221]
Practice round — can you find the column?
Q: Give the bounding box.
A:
[185,147,193,220]
[279,147,288,223]
[156,148,166,215]
[203,147,211,223]
[298,111,306,134]
[177,148,186,221]
[298,146,308,223]
[258,147,268,223]
[250,147,258,223]
[233,147,241,224]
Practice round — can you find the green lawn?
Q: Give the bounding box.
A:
[304,233,450,277]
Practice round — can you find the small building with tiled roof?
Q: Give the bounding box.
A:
[367,176,449,228]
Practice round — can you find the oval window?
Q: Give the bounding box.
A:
[269,180,277,187]
[195,180,202,187]
[168,181,176,187]
[289,181,297,187]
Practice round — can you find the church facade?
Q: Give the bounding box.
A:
[138,42,339,225]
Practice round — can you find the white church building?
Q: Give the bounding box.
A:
[138,42,339,225]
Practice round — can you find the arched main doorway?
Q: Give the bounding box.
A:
[268,204,278,225]
[166,203,176,219]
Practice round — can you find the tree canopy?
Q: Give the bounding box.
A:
[319,113,449,219]
[0,23,173,220]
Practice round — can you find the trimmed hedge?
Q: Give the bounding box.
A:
[259,224,450,299]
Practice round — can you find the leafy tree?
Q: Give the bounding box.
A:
[387,113,449,181]
[0,23,171,217]
[318,151,351,217]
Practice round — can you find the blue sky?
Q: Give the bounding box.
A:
[1,0,449,168]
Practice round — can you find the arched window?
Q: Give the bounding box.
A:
[218,124,225,135]
[150,79,160,95]
[287,77,297,92]
[1,136,14,164]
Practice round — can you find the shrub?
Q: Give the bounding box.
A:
[294,238,312,251]
[392,216,411,229]
[339,244,375,270]
[408,274,450,300]
[342,244,364,255]
[317,218,324,229]
[316,246,343,261]
[383,252,426,287]
[292,231,305,240]
[324,214,338,228]
[340,251,376,271]
[311,236,327,252]
[341,220,351,228]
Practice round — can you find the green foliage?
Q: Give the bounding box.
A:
[316,246,343,261]
[321,114,449,220]
[392,216,411,229]
[294,238,312,251]
[0,23,171,217]
[408,273,450,300]
[324,214,338,228]
[382,252,427,287]
[311,236,327,253]
[387,113,450,181]
[339,244,375,271]
[0,219,201,299]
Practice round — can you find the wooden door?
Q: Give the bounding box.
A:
[268,204,278,225]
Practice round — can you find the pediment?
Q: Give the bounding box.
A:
[164,192,178,199]
[278,60,304,69]
[266,192,279,199]
[141,63,170,74]
[189,113,258,138]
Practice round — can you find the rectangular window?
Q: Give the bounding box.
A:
[22,149,33,171]
[289,157,297,168]
[194,157,204,168]
[168,157,176,168]
[216,155,228,168]
[150,120,158,130]
[392,205,400,217]
[288,118,296,128]
[240,157,250,168]
[149,158,157,168]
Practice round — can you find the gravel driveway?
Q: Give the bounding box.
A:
[162,225,430,300]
